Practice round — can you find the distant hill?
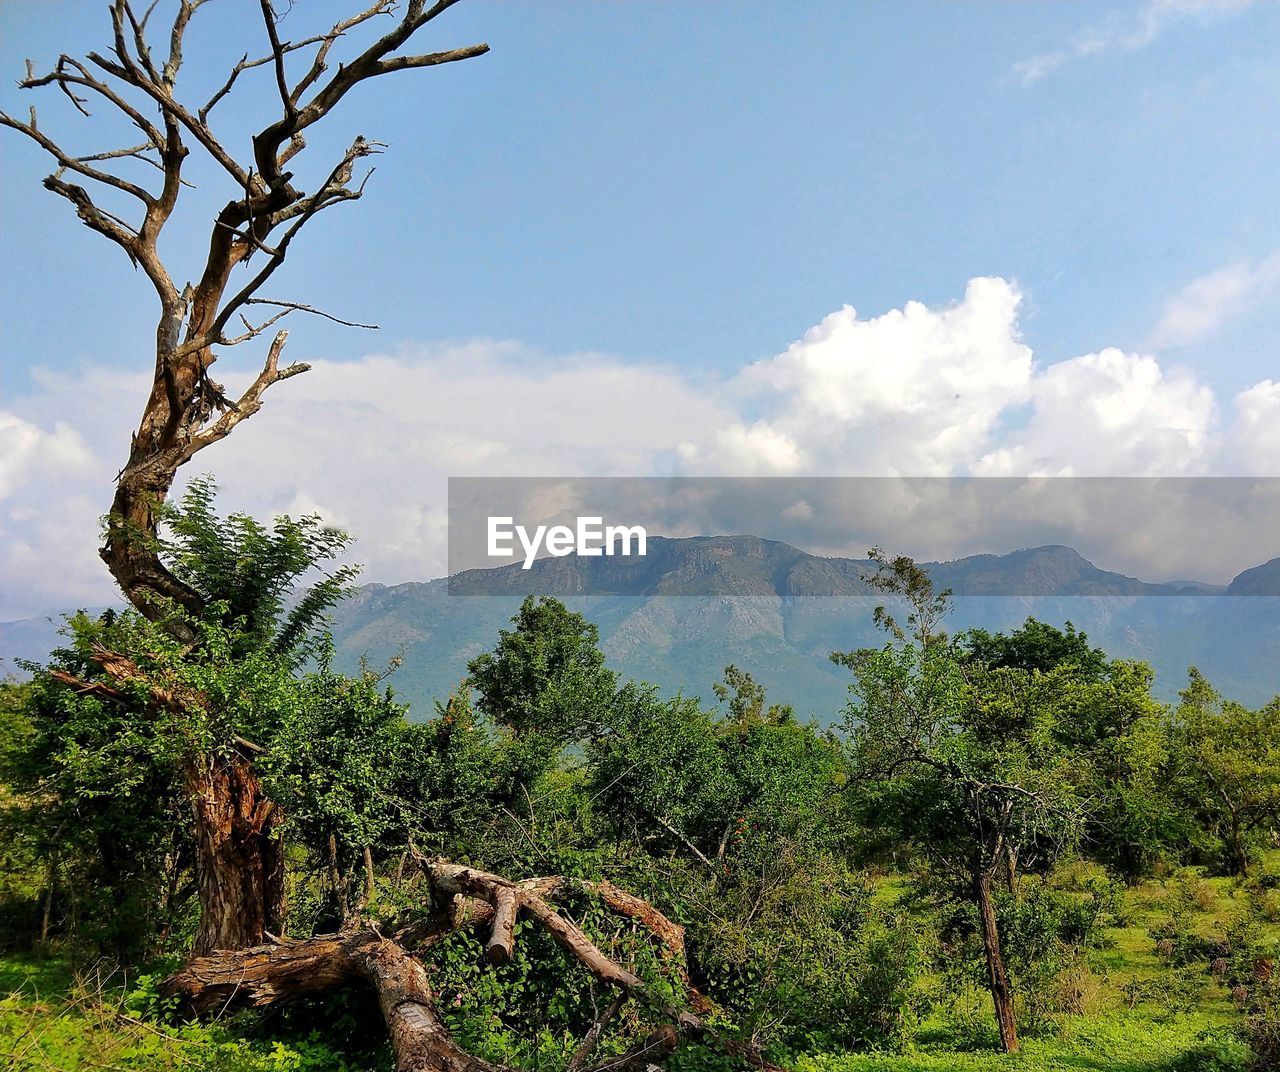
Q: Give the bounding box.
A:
[448,536,1225,598]
[4,538,1278,719]
[1227,556,1280,596]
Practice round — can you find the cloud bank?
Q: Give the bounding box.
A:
[3,276,1279,617]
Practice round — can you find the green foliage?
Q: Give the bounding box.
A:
[1173,1029,1252,1072]
[1,484,373,958]
[712,665,795,728]
[0,681,43,948]
[5,612,194,956]
[423,889,688,1068]
[1173,669,1280,876]
[838,587,1085,891]
[157,475,359,663]
[1241,986,1280,1071]
[796,1015,1251,1071]
[1068,663,1195,879]
[0,954,375,1071]
[4,507,1280,1071]
[588,684,738,861]
[468,595,617,739]
[962,618,1108,681]
[256,657,415,927]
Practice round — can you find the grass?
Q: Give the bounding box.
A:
[3,857,1276,1071]
[0,954,370,1071]
[799,1014,1235,1072]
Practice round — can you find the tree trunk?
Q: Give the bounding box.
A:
[188,751,285,955]
[1230,818,1250,877]
[975,869,1019,1054]
[354,938,505,1072]
[1003,845,1019,895]
[101,464,206,640]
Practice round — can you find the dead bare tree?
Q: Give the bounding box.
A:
[1,5,762,1069]
[3,0,490,963]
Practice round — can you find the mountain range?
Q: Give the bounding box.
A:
[4,537,1279,720]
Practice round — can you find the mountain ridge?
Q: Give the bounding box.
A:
[448,536,1240,598]
[4,539,1277,720]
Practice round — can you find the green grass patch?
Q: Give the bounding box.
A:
[0,954,373,1071]
[798,1013,1242,1072]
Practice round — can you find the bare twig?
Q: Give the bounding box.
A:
[244,297,378,330]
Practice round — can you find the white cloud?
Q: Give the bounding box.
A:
[1013,0,1256,86]
[0,492,108,619]
[3,276,1279,615]
[676,282,1227,480]
[1228,379,1280,474]
[1150,252,1280,349]
[682,277,1034,476]
[0,410,93,501]
[0,342,732,616]
[974,348,1217,476]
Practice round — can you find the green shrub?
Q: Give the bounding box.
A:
[1172,1027,1252,1072]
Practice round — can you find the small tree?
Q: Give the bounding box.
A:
[713,664,795,729]
[468,596,618,761]
[1174,669,1280,876]
[965,621,1186,880]
[962,618,1107,682]
[834,550,1083,1053]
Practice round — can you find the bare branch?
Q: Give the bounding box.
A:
[217,294,379,346]
[373,43,491,75]
[207,137,380,340]
[0,108,154,203]
[252,0,488,190]
[426,863,646,996]
[219,307,294,347]
[86,38,254,189]
[164,0,211,86]
[35,171,140,263]
[123,0,163,84]
[138,0,161,34]
[567,997,627,1072]
[278,132,305,167]
[198,36,330,125]
[656,815,721,874]
[180,331,308,462]
[485,886,519,965]
[291,1,396,104]
[258,0,297,118]
[243,298,378,330]
[75,142,170,179]
[19,55,167,149]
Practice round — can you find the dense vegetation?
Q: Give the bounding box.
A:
[2,496,1279,1071]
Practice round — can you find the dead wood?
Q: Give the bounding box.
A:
[164,860,783,1072]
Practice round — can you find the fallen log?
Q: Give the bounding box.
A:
[163,860,777,1072]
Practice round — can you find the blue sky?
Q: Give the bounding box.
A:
[2,0,1279,615]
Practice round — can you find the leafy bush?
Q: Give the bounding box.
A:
[1172,1028,1252,1072]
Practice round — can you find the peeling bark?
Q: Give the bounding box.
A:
[355,939,506,1072]
[187,751,285,956]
